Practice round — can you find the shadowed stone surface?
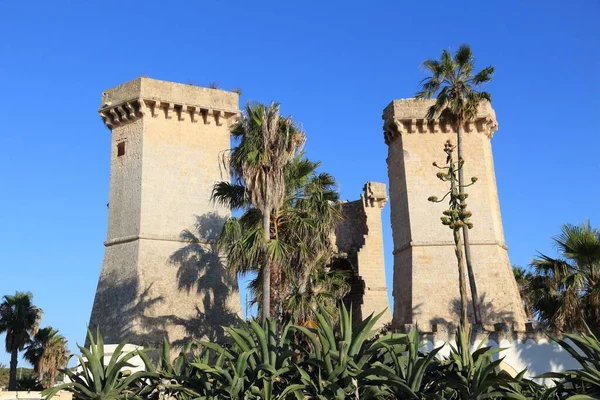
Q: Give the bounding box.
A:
[383,99,526,332]
[89,77,242,348]
[334,182,392,329]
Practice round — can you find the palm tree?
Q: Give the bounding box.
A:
[527,221,600,335]
[24,327,69,388]
[218,102,305,322]
[0,291,43,390]
[213,155,346,323]
[416,44,495,325]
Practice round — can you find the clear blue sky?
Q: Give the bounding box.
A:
[1,0,598,365]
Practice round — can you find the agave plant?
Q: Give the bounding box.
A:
[291,303,400,399]
[538,326,600,399]
[372,327,443,399]
[158,317,304,399]
[136,338,219,400]
[43,330,155,400]
[433,326,520,399]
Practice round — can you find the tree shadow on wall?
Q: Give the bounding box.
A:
[165,212,241,346]
[87,270,167,347]
[428,293,516,334]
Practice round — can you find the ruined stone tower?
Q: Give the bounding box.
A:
[382,99,526,332]
[335,182,392,328]
[89,77,241,347]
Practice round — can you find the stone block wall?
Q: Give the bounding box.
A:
[383,99,526,332]
[89,78,241,348]
[334,182,392,328]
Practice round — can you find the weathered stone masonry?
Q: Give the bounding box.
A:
[335,182,392,329]
[89,78,242,347]
[383,99,526,333]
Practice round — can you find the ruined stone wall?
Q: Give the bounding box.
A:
[89,78,241,348]
[383,99,526,332]
[335,182,391,328]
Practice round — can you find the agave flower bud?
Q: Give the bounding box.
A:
[432,162,439,167]
[460,211,472,219]
[466,222,474,229]
[441,217,452,225]
[455,220,464,228]
[443,210,452,216]
[471,177,478,183]
[459,203,468,209]
[428,196,438,202]
[436,172,445,179]
[457,193,469,201]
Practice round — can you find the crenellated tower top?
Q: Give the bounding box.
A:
[98,77,240,129]
[382,99,498,145]
[362,181,388,209]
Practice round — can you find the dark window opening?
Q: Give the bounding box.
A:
[117,142,125,157]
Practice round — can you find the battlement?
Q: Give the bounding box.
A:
[99,77,239,129]
[382,98,498,144]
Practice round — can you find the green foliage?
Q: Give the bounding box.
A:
[374,327,443,399]
[214,153,348,325]
[0,367,37,390]
[24,326,69,388]
[435,326,514,399]
[0,291,43,390]
[526,221,600,335]
[44,308,600,399]
[415,44,494,126]
[539,326,600,398]
[291,303,399,399]
[417,44,494,327]
[43,330,155,400]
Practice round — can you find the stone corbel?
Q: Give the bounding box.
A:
[142,100,157,117]
[431,120,440,133]
[205,109,214,125]
[99,110,114,128]
[175,104,185,121]
[187,106,198,123]
[117,105,129,122]
[464,121,473,133]
[417,119,427,134]
[163,103,175,119]
[109,108,121,125]
[214,110,223,126]
[409,118,417,134]
[224,111,240,128]
[393,118,405,135]
[125,101,137,119]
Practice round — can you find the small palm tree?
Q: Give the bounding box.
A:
[224,102,305,322]
[527,221,600,334]
[0,291,43,390]
[24,326,69,388]
[416,44,494,325]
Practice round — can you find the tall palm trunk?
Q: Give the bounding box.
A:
[451,167,469,329]
[453,228,469,329]
[9,348,18,390]
[262,211,271,323]
[456,121,481,326]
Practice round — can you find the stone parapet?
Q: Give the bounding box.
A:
[382,99,498,144]
[383,97,527,333]
[99,77,239,129]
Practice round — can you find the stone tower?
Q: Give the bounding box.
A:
[89,77,242,347]
[335,182,392,328]
[382,99,526,332]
